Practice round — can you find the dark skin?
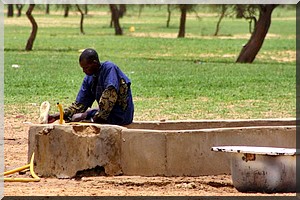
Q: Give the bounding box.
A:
[48,58,100,123]
[79,58,100,76]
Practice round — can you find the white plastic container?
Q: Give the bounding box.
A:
[211,146,297,193]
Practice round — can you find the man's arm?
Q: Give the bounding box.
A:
[61,75,94,122]
[92,86,117,123]
[63,102,88,121]
[48,102,88,123]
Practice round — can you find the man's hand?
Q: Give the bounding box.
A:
[48,113,60,123]
[71,112,88,122]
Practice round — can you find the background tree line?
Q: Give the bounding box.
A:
[5,4,295,63]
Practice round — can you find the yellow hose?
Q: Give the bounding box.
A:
[2,152,40,182]
[3,177,39,182]
[57,102,64,124]
[29,152,40,180]
[2,164,30,176]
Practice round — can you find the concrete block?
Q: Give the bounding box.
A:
[121,129,166,176]
[165,126,296,176]
[165,130,227,176]
[28,124,123,178]
[28,119,296,178]
[127,118,296,130]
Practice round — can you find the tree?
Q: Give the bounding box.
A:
[46,4,50,14]
[214,5,228,36]
[233,5,257,34]
[235,5,244,18]
[16,4,23,17]
[166,4,172,28]
[211,5,256,36]
[76,4,85,35]
[7,4,14,17]
[119,4,126,18]
[177,5,195,38]
[138,5,144,17]
[25,4,38,51]
[64,4,70,17]
[110,5,126,29]
[178,5,187,38]
[84,5,88,15]
[109,4,123,35]
[236,4,278,63]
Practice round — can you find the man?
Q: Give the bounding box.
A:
[46,48,134,125]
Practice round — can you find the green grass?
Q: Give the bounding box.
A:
[4,5,296,120]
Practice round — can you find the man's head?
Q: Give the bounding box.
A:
[79,48,100,76]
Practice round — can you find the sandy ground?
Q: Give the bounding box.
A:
[3,111,296,197]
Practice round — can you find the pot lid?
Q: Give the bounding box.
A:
[211,146,298,155]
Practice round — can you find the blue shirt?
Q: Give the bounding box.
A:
[75,61,134,125]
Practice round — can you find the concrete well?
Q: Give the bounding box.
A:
[28,118,296,178]
[28,124,123,178]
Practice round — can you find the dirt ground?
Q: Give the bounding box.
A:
[3,111,296,197]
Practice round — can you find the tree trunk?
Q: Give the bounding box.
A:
[138,5,144,17]
[214,5,227,36]
[110,16,113,28]
[64,4,69,18]
[235,5,244,18]
[84,5,88,15]
[236,5,278,63]
[166,4,171,28]
[119,4,126,18]
[178,5,187,38]
[16,4,23,17]
[109,4,123,35]
[25,4,38,51]
[46,4,50,14]
[76,4,85,35]
[7,4,14,17]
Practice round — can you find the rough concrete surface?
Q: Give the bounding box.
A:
[28,120,295,178]
[28,124,123,178]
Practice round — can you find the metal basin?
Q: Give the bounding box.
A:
[211,146,297,193]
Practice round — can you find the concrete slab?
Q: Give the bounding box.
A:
[165,126,295,176]
[28,124,123,178]
[121,129,167,176]
[126,118,296,130]
[28,119,296,178]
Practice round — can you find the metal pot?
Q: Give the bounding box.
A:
[211,146,297,193]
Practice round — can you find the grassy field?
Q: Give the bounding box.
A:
[3,5,296,121]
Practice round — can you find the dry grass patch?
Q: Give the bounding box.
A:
[130,32,178,38]
[258,50,296,63]
[219,99,295,119]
